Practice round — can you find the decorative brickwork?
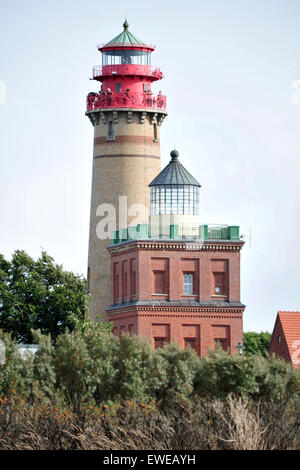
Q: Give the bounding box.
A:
[107,239,245,356]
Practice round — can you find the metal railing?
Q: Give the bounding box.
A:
[111,224,240,244]
[86,91,167,111]
[93,64,163,79]
[179,226,203,239]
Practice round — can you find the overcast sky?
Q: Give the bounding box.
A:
[0,0,299,332]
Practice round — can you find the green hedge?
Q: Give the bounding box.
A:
[0,321,299,412]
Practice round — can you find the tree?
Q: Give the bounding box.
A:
[0,250,89,343]
[243,331,272,357]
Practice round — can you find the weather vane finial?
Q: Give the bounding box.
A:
[123,18,129,30]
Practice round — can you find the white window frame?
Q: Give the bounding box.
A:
[184,273,193,295]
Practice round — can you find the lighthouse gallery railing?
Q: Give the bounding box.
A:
[86,91,167,111]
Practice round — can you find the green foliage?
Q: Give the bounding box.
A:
[31,330,56,403]
[54,322,119,413]
[150,343,199,408]
[114,334,155,402]
[0,322,298,414]
[0,250,89,343]
[243,331,272,357]
[0,329,35,399]
[193,348,298,401]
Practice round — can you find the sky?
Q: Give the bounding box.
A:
[0,0,299,332]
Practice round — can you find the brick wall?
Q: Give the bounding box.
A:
[88,111,165,320]
[109,307,243,357]
[107,240,244,357]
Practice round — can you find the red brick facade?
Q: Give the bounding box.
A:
[107,239,245,357]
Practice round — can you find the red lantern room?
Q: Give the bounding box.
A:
[87,20,166,112]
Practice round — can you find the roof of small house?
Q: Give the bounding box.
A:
[271,311,300,366]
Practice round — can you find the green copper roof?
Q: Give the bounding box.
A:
[102,21,152,49]
[149,150,201,187]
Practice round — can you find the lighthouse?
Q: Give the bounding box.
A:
[86,21,167,320]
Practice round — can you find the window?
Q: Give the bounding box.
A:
[154,338,166,349]
[184,273,193,295]
[153,123,158,141]
[278,335,281,343]
[128,324,134,335]
[107,121,114,140]
[214,338,228,351]
[150,185,199,216]
[153,270,165,294]
[122,261,127,300]
[213,272,225,295]
[102,50,151,66]
[184,338,197,351]
[130,265,136,297]
[113,263,119,300]
[144,83,148,92]
[116,83,122,92]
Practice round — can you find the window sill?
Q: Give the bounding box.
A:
[106,137,115,141]
[182,294,197,297]
[151,293,168,296]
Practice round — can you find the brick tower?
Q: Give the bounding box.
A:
[107,150,245,357]
[86,21,167,320]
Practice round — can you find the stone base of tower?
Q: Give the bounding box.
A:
[107,303,244,356]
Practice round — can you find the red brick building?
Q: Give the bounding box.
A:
[106,150,245,357]
[269,311,300,367]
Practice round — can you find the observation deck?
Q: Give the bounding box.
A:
[93,64,163,81]
[110,224,242,245]
[86,91,167,112]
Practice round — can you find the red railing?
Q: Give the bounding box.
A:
[93,64,163,80]
[86,91,167,111]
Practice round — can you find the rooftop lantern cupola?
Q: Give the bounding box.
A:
[149,150,201,238]
[100,20,154,67]
[149,150,201,216]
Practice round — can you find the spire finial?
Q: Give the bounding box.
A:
[123,19,129,30]
[170,149,179,161]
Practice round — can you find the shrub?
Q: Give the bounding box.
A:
[149,343,199,408]
[243,331,272,357]
[0,330,34,400]
[193,348,299,401]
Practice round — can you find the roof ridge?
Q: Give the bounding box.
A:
[278,311,300,314]
[104,26,149,48]
[149,154,201,187]
[177,160,201,186]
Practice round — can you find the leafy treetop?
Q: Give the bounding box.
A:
[0,250,89,343]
